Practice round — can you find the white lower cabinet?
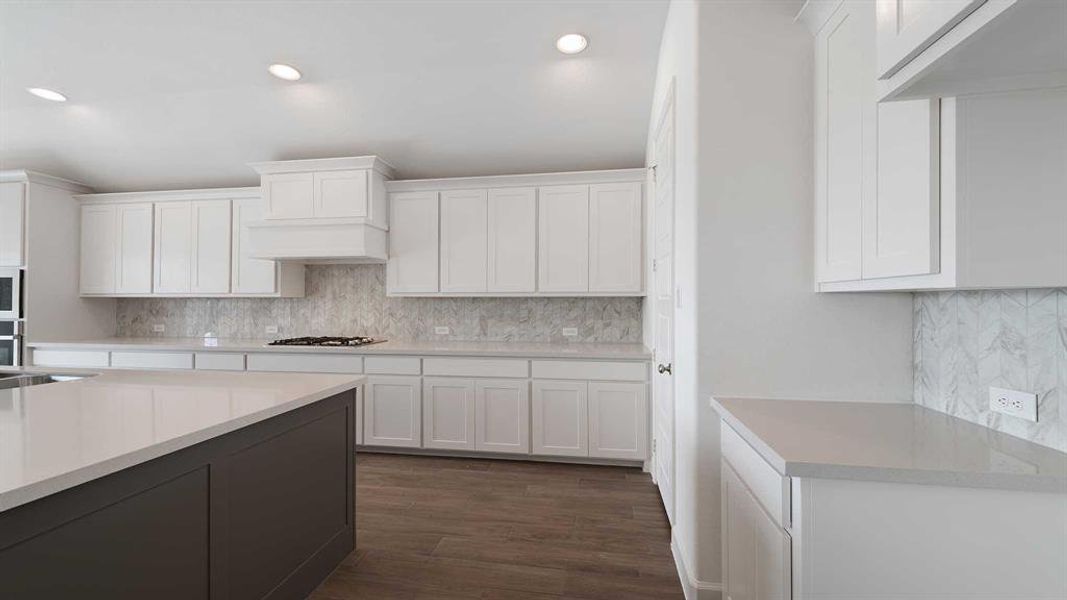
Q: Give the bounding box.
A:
[355,392,364,446]
[422,377,476,450]
[364,375,422,448]
[722,460,792,600]
[532,380,588,457]
[588,382,647,460]
[475,379,529,454]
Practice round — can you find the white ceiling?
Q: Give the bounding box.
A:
[0,0,668,192]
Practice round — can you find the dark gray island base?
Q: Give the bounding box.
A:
[0,389,356,600]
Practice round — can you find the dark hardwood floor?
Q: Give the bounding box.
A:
[309,452,684,600]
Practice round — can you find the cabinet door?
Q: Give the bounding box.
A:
[364,375,421,447]
[153,202,192,293]
[263,172,314,219]
[0,182,25,267]
[439,189,488,293]
[115,203,153,294]
[863,99,940,278]
[588,382,647,460]
[231,197,277,294]
[589,183,643,293]
[423,377,477,450]
[722,461,792,600]
[387,191,439,294]
[487,187,536,293]
[314,169,368,218]
[80,205,118,294]
[476,379,529,454]
[190,200,231,294]
[538,185,589,293]
[532,380,588,457]
[875,0,986,79]
[815,1,873,283]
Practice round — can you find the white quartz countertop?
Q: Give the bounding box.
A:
[711,396,1067,493]
[0,369,364,512]
[28,337,652,360]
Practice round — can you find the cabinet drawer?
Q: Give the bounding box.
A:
[721,421,790,529]
[423,358,528,378]
[531,360,647,382]
[364,356,421,375]
[246,353,363,374]
[32,349,110,368]
[195,352,246,371]
[111,351,194,370]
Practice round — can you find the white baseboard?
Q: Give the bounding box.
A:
[671,533,723,600]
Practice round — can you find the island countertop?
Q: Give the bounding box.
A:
[27,337,652,360]
[711,396,1067,493]
[0,369,364,512]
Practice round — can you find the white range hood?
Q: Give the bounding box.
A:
[246,156,395,263]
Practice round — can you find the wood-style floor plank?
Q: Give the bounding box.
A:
[310,453,684,600]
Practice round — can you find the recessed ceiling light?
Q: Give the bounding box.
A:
[556,33,588,55]
[27,87,67,102]
[268,63,302,81]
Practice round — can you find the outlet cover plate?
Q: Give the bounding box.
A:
[989,386,1038,423]
[264,325,279,335]
[562,327,579,337]
[152,324,165,333]
[434,326,450,335]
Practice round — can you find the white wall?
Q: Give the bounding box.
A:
[646,0,915,595]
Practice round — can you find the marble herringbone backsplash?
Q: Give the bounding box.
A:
[116,265,642,343]
[914,289,1067,452]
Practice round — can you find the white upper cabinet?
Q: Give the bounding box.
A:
[589,182,643,293]
[314,169,369,218]
[439,189,488,293]
[875,0,986,79]
[262,172,314,219]
[153,202,193,293]
[232,197,276,294]
[80,205,118,294]
[538,185,590,293]
[190,200,231,294]
[0,182,25,267]
[387,191,439,294]
[114,204,153,294]
[487,187,536,293]
[815,0,870,283]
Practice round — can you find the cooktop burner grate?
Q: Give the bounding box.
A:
[267,336,385,347]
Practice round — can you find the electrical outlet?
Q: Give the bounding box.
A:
[562,327,579,337]
[989,386,1038,423]
[264,325,279,335]
[152,324,165,333]
[434,326,450,335]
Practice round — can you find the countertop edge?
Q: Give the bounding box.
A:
[0,374,365,513]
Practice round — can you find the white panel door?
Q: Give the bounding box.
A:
[589,182,643,293]
[80,205,118,294]
[387,191,439,294]
[364,375,422,447]
[422,377,476,450]
[532,380,588,457]
[191,200,231,294]
[475,379,529,454]
[588,382,647,460]
[863,99,940,278]
[115,203,153,294]
[722,461,792,600]
[815,1,872,283]
[439,189,488,293]
[0,182,25,267]
[314,169,368,218]
[263,172,314,219]
[875,0,986,79]
[231,197,277,294]
[538,185,589,293]
[153,201,192,293]
[487,187,536,293]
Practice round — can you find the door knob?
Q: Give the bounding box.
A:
[657,363,672,375]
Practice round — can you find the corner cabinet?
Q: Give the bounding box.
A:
[78,188,304,297]
[805,1,1067,292]
[386,170,645,297]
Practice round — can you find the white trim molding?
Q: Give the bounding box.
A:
[671,533,723,600]
[386,167,646,193]
[0,169,93,193]
[247,155,396,179]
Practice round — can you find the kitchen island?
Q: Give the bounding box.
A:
[0,368,362,600]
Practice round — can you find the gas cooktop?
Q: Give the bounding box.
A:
[267,336,385,347]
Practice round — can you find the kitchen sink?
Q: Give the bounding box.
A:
[0,373,91,390]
